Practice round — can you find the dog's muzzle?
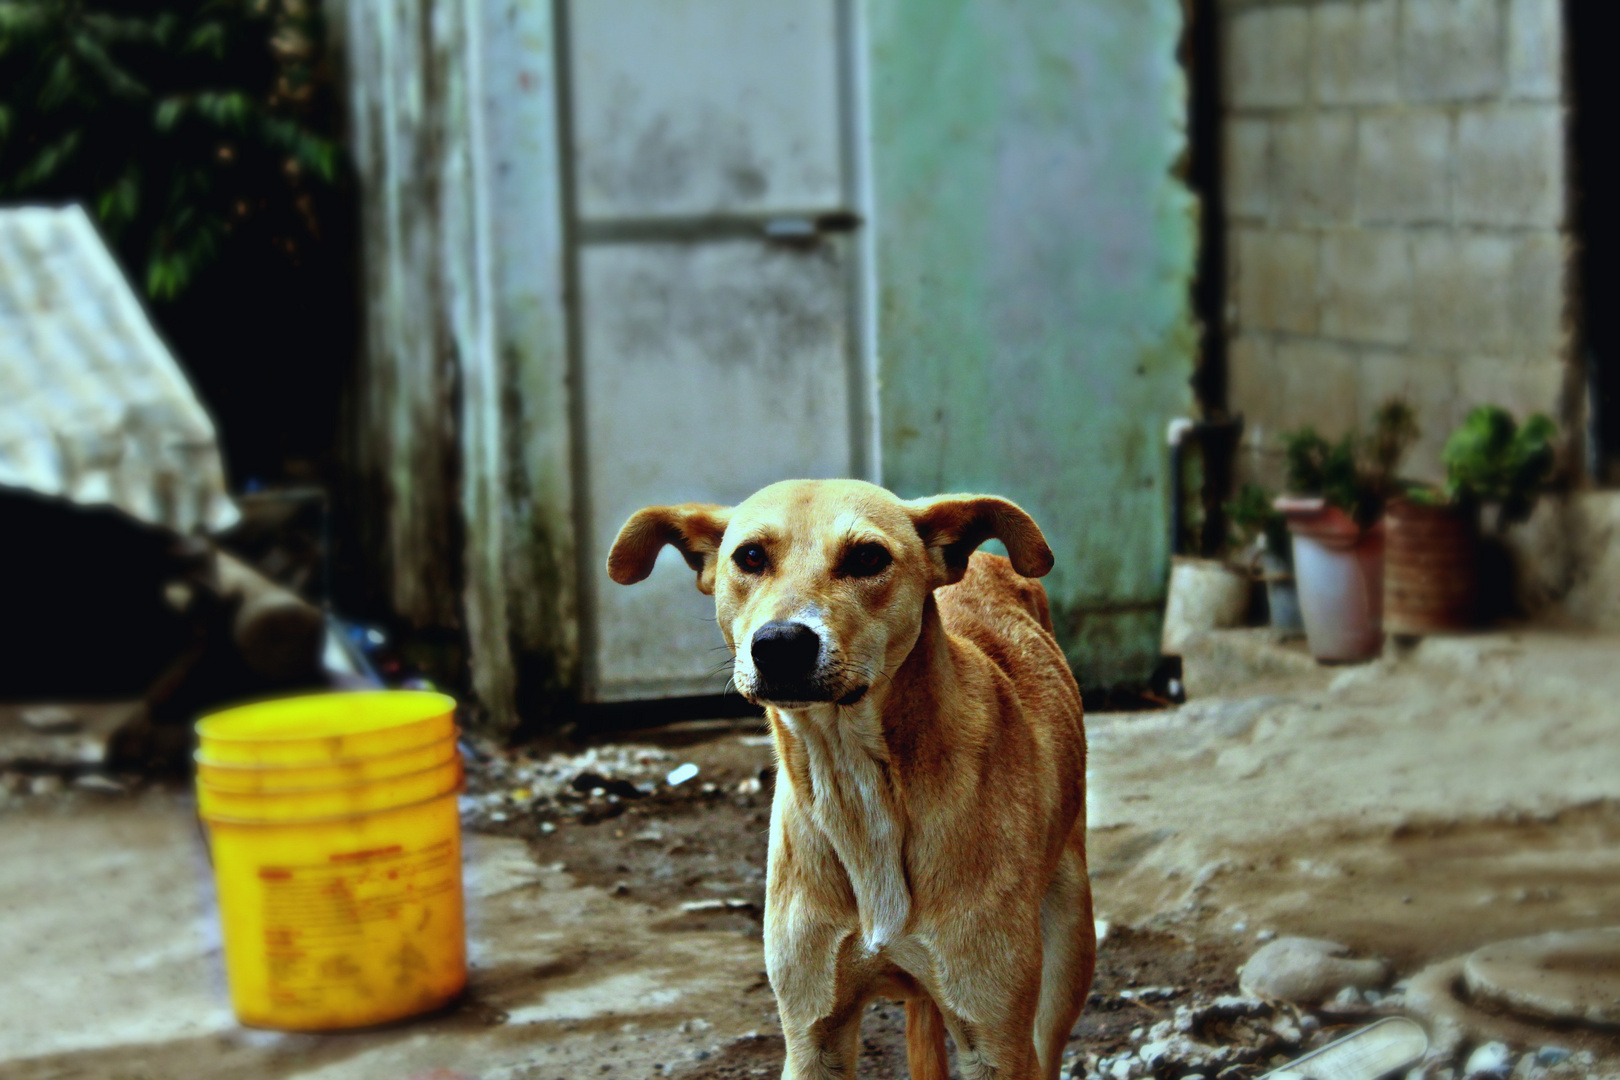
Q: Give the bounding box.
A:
[750,620,821,691]
[747,621,868,706]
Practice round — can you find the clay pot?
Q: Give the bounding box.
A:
[1384,498,1479,634]
[1274,498,1385,662]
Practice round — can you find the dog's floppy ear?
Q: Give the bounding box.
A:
[906,494,1053,586]
[607,504,732,594]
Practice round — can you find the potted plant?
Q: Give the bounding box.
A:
[1385,406,1557,633]
[1274,400,1417,662]
[1225,483,1303,635]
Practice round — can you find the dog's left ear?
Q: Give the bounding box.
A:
[906,494,1054,586]
[607,504,732,594]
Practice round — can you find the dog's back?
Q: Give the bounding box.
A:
[935,552,1079,713]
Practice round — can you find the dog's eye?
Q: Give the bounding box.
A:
[843,543,892,578]
[732,544,768,574]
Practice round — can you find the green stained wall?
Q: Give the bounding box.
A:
[866,0,1198,687]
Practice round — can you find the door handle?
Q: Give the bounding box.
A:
[762,211,862,246]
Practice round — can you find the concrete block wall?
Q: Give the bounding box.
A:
[1222,0,1572,485]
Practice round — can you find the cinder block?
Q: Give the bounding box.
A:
[1455,355,1568,421]
[1357,111,1451,224]
[1321,228,1413,346]
[1225,118,1273,221]
[1454,106,1566,228]
[1402,0,1503,101]
[1228,333,1286,450]
[1275,114,1357,224]
[1509,231,1570,359]
[1411,231,1515,353]
[1277,338,1362,438]
[1507,0,1563,101]
[1313,0,1400,106]
[1228,6,1311,109]
[1236,228,1321,335]
[1357,349,1458,480]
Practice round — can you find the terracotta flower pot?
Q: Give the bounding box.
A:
[1383,498,1479,634]
[1274,497,1385,662]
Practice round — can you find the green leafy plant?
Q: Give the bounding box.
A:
[1437,406,1558,526]
[0,0,342,299]
[1280,399,1419,529]
[1224,483,1290,565]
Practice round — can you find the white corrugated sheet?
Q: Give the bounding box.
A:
[0,204,237,532]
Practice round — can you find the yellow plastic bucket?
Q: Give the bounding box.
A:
[195,733,460,793]
[197,690,456,766]
[196,692,467,1031]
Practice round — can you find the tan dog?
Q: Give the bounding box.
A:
[608,479,1094,1080]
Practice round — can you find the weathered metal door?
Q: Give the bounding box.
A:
[565,0,872,701]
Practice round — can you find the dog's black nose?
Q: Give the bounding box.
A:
[751,621,821,686]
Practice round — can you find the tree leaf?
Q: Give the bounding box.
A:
[155,96,186,131]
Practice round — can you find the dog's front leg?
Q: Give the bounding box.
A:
[778,1003,865,1080]
[766,907,869,1079]
[928,918,1048,1080]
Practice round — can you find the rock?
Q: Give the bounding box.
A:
[72,773,126,794]
[1239,937,1389,1005]
[1510,1052,1543,1080]
[1464,1042,1512,1079]
[1533,1048,1571,1068]
[29,774,64,796]
[2,702,131,770]
[678,898,756,914]
[570,771,642,800]
[1329,986,1366,1010]
[21,706,82,734]
[1268,1013,1302,1045]
[1462,928,1620,1028]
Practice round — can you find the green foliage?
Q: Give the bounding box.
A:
[0,0,342,300]
[1225,482,1290,563]
[1280,398,1419,529]
[1441,406,1558,526]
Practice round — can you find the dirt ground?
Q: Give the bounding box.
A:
[2,629,1617,1079]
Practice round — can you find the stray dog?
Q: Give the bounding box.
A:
[608,479,1094,1080]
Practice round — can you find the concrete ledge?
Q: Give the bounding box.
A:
[1180,627,1325,699]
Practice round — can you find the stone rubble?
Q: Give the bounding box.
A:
[1238,937,1391,1006]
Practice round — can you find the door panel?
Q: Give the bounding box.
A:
[568,0,844,220]
[581,239,853,699]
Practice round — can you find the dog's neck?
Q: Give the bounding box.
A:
[766,598,958,952]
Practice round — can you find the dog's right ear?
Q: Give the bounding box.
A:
[606,504,731,595]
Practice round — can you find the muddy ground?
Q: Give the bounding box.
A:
[2,629,1618,1079]
[457,719,1245,1079]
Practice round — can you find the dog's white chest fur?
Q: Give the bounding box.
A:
[779,706,910,953]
